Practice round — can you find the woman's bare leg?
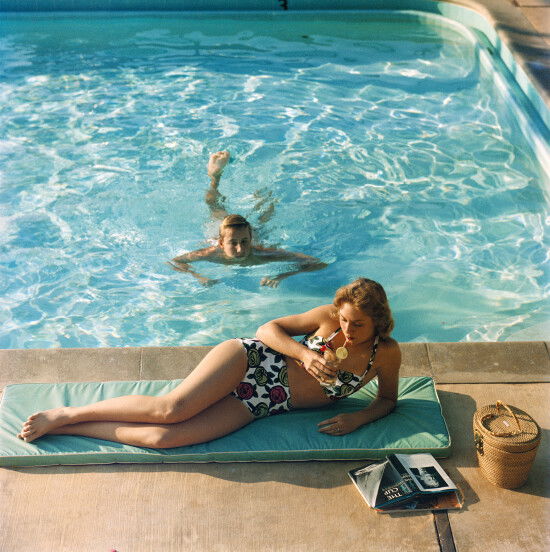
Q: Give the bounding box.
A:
[18,339,248,443]
[48,395,254,449]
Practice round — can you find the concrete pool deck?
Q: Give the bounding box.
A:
[0,0,548,550]
[464,0,550,113]
[0,341,549,551]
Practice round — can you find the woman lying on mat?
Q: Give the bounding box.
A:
[18,278,401,448]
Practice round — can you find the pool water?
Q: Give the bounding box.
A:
[0,12,548,347]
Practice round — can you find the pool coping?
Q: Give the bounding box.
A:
[1,341,549,390]
[449,0,549,106]
[438,0,550,125]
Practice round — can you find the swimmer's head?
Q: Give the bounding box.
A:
[332,278,394,340]
[218,214,253,259]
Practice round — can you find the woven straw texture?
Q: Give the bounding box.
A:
[473,401,541,488]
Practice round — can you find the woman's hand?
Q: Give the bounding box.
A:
[318,412,364,436]
[300,348,338,384]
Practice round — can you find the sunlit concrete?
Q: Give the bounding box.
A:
[1,342,548,551]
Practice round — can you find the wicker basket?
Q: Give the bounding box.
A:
[473,401,541,489]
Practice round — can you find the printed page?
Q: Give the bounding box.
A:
[349,460,388,508]
[393,453,456,492]
[376,460,416,506]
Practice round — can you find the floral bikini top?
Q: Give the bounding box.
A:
[300,328,380,400]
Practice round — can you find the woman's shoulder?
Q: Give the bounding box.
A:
[376,337,401,365]
[287,304,337,337]
[294,303,336,321]
[309,304,339,325]
[379,336,399,348]
[316,304,337,316]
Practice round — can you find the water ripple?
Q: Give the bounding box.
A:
[0,12,548,347]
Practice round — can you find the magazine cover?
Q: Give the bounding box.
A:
[348,453,463,512]
[378,490,464,513]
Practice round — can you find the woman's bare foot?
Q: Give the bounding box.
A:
[17,408,72,443]
[207,150,230,179]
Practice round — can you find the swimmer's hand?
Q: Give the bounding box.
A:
[197,276,219,287]
[318,412,363,436]
[260,275,283,288]
[300,349,338,384]
[260,261,326,288]
[167,261,218,286]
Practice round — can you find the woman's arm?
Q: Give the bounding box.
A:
[256,304,338,382]
[318,340,401,435]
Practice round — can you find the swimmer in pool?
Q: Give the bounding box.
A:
[168,151,327,287]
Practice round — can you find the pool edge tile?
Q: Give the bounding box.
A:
[0,347,141,391]
[426,341,550,383]
[140,345,212,380]
[399,342,432,378]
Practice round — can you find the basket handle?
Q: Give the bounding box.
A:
[481,400,522,437]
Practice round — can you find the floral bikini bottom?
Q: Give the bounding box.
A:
[231,338,293,418]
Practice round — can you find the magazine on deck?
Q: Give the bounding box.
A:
[348,453,463,513]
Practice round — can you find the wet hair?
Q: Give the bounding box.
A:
[218,214,252,240]
[333,278,394,339]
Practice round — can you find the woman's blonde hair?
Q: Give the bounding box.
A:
[218,214,252,240]
[333,278,394,339]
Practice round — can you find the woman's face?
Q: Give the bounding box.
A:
[337,302,376,345]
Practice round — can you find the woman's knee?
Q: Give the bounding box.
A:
[210,338,246,361]
[146,426,189,449]
[155,339,247,424]
[154,396,188,424]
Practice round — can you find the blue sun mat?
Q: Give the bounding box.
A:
[0,376,450,466]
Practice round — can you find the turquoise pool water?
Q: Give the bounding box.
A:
[0,12,548,347]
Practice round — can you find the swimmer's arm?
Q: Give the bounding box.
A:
[260,263,326,288]
[167,248,219,286]
[254,247,327,288]
[318,342,401,435]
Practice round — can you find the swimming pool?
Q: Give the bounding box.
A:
[0,10,548,348]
